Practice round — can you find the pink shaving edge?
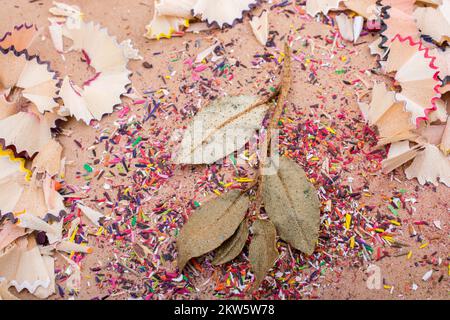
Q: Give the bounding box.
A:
[81,49,91,66]
[391,34,441,128]
[83,72,101,86]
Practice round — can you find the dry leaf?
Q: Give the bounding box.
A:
[306,0,342,16]
[192,0,259,28]
[405,143,450,186]
[262,157,321,255]
[212,219,249,265]
[383,35,441,126]
[267,43,291,133]
[248,219,278,291]
[174,95,270,164]
[176,190,249,270]
[414,0,450,44]
[250,10,268,46]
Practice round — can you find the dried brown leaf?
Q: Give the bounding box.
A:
[249,219,278,291]
[262,157,321,255]
[268,43,292,134]
[176,190,249,270]
[174,95,272,164]
[212,219,249,265]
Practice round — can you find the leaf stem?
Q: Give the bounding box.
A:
[267,43,292,156]
[251,43,292,216]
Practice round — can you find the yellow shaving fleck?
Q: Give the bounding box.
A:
[0,149,32,181]
[95,227,104,236]
[14,210,26,216]
[69,226,79,259]
[345,213,351,229]
[70,226,79,242]
[146,19,190,40]
[419,242,429,249]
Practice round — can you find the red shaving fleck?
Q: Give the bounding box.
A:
[84,72,101,86]
[82,49,91,66]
